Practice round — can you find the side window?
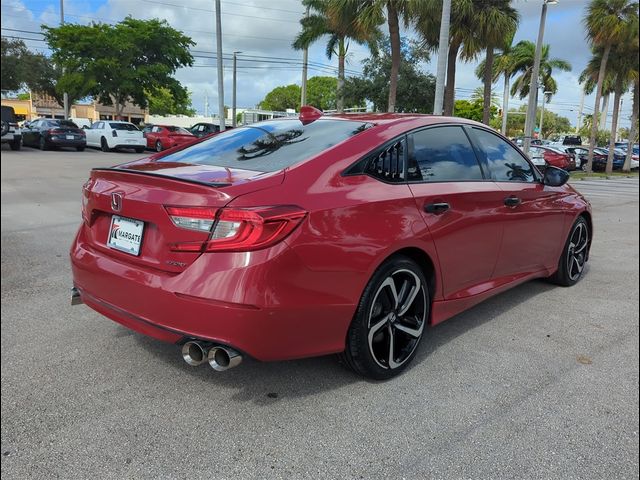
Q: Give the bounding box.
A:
[407,126,483,182]
[472,128,536,183]
[152,126,161,133]
[366,139,405,183]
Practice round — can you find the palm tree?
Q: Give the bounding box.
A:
[415,0,483,116]
[624,80,639,171]
[475,34,518,134]
[509,41,572,101]
[293,0,381,113]
[475,0,519,125]
[352,0,413,112]
[583,0,639,172]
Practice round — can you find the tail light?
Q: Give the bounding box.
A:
[48,129,64,135]
[166,205,307,253]
[112,130,118,137]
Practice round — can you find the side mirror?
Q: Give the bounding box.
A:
[542,166,570,187]
[82,125,89,129]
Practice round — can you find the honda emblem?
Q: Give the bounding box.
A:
[111,192,123,212]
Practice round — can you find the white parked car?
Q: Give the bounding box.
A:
[528,146,547,169]
[84,120,146,152]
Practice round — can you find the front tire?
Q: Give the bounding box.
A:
[548,216,590,286]
[9,139,21,151]
[155,140,163,152]
[341,256,429,380]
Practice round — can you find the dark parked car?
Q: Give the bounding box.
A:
[22,119,86,151]
[1,106,22,150]
[70,107,592,379]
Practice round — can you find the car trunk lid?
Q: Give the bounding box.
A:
[81,162,283,273]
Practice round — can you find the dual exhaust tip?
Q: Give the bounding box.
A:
[181,341,242,371]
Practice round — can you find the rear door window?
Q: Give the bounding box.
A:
[407,126,483,182]
[471,128,537,183]
[110,122,139,131]
[156,119,372,173]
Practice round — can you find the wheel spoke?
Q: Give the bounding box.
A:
[379,277,399,308]
[388,324,399,369]
[367,314,391,349]
[394,321,423,338]
[398,279,420,317]
[572,255,584,273]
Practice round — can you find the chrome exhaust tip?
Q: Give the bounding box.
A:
[208,346,243,371]
[71,287,83,306]
[181,341,208,366]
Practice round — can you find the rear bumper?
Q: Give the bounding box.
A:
[49,138,86,147]
[70,225,358,361]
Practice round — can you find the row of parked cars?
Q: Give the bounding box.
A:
[511,135,639,172]
[1,106,228,153]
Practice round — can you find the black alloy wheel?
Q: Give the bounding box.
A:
[342,256,428,380]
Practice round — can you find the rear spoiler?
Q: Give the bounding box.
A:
[92,167,232,188]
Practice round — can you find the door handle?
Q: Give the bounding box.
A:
[504,196,521,207]
[424,202,450,214]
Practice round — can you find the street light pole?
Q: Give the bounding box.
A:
[523,0,557,155]
[60,0,69,120]
[215,0,225,132]
[232,51,241,127]
[300,6,309,107]
[433,0,452,115]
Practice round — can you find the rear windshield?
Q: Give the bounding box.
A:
[50,120,78,128]
[156,118,372,172]
[166,126,192,135]
[110,122,139,131]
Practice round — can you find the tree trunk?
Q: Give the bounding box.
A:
[337,37,345,113]
[606,86,622,174]
[501,72,510,135]
[586,43,611,173]
[623,80,639,172]
[443,40,460,116]
[387,2,400,113]
[601,93,610,128]
[482,47,494,125]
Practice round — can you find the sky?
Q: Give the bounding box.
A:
[0,0,635,129]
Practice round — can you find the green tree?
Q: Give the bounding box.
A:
[509,41,571,101]
[293,0,381,113]
[583,0,639,172]
[454,99,489,122]
[23,52,90,107]
[1,37,28,91]
[43,17,195,118]
[147,87,196,116]
[342,38,435,113]
[306,76,338,110]
[259,84,300,111]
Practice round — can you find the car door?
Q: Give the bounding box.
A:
[22,120,37,146]
[468,127,568,277]
[146,126,162,148]
[85,122,100,147]
[407,125,505,300]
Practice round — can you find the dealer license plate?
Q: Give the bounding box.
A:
[107,215,144,256]
[66,135,75,140]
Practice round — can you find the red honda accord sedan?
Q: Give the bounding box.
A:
[70,108,592,379]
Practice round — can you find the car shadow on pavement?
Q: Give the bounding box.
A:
[131,277,560,404]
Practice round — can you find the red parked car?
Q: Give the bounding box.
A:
[144,125,195,152]
[529,145,576,170]
[71,108,592,379]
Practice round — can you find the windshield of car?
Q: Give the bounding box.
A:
[110,122,139,131]
[166,126,192,135]
[156,118,372,172]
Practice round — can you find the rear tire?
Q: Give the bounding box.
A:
[39,136,49,151]
[548,216,590,287]
[100,137,111,152]
[155,140,163,152]
[76,146,85,152]
[340,255,429,380]
[135,147,145,153]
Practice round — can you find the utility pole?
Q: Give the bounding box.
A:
[215,0,225,131]
[60,0,69,120]
[300,6,310,107]
[433,0,452,115]
[576,87,585,133]
[204,92,209,117]
[232,51,241,127]
[523,0,557,156]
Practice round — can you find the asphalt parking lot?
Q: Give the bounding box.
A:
[2,145,639,479]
